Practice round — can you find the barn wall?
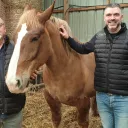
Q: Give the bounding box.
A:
[43,0,128,42]
[4,0,43,38]
[0,0,5,21]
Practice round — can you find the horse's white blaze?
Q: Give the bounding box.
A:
[6,23,28,87]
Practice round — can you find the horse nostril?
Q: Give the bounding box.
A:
[16,79,22,89]
[16,75,29,89]
[16,79,20,87]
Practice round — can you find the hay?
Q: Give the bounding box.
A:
[3,0,43,38]
[23,89,52,128]
[4,0,43,8]
[23,89,102,128]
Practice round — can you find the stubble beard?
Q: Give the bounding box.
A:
[108,22,121,33]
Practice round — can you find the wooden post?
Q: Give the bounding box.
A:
[108,0,111,4]
[64,0,69,23]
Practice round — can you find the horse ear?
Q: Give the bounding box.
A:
[23,4,32,13]
[38,0,56,24]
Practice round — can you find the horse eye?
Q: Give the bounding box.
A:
[31,37,38,42]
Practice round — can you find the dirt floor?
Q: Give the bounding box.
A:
[23,89,102,128]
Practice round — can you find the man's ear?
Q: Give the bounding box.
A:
[121,14,123,19]
[4,25,6,34]
[1,25,7,35]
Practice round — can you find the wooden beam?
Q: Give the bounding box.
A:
[64,0,69,23]
[69,5,106,12]
[120,3,128,8]
[53,3,128,13]
[107,0,111,4]
[53,5,106,13]
[53,9,63,13]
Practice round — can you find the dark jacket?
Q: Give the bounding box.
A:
[67,23,128,96]
[0,36,26,115]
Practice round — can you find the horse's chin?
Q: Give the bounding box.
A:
[8,85,29,94]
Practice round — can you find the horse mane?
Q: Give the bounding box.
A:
[50,16,76,54]
[50,16,72,38]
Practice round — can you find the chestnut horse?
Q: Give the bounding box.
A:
[6,1,97,128]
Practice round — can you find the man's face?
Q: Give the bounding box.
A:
[104,7,123,33]
[0,24,6,39]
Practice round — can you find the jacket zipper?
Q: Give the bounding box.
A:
[106,39,113,92]
[3,45,6,114]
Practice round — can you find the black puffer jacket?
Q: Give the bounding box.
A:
[0,36,26,115]
[67,23,128,96]
[94,24,128,95]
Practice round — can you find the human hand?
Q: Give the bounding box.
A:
[30,70,38,80]
[30,69,43,85]
[59,25,69,39]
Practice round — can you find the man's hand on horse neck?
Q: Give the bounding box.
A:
[59,25,69,39]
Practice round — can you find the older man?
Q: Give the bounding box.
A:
[0,18,26,128]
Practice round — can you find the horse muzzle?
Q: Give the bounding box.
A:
[6,74,30,94]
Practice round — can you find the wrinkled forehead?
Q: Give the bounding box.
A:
[0,24,5,28]
[0,24,5,29]
[104,7,122,15]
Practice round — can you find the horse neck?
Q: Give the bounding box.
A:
[44,20,73,73]
[46,34,70,73]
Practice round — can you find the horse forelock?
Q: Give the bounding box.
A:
[17,9,41,30]
[13,9,42,43]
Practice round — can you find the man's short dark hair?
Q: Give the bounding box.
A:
[105,3,122,10]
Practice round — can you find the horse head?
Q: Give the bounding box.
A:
[6,1,56,93]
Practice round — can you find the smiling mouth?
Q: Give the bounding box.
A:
[109,22,117,26]
[108,20,116,23]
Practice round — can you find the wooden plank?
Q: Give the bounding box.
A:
[107,0,111,4]
[53,9,63,13]
[64,0,69,22]
[53,3,128,13]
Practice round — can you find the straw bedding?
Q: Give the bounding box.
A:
[23,89,102,128]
